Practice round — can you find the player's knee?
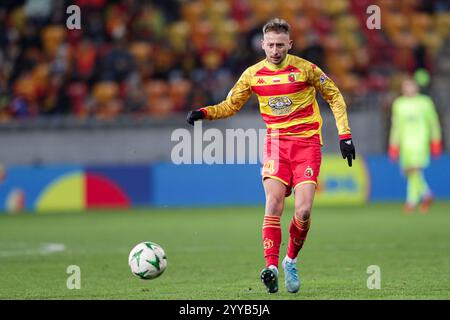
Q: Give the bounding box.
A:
[294,206,311,221]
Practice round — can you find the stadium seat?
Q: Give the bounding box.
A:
[41,25,66,57]
[169,79,192,111]
[207,0,230,21]
[129,42,152,64]
[148,96,175,118]
[93,82,119,104]
[182,1,206,25]
[251,0,278,24]
[167,21,190,53]
[190,20,214,51]
[435,12,450,38]
[323,0,349,17]
[13,74,37,101]
[215,20,239,54]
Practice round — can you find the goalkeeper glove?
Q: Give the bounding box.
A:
[431,140,442,158]
[186,109,206,126]
[388,145,399,161]
[340,137,356,167]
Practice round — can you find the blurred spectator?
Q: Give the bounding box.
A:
[23,0,52,25]
[299,32,325,68]
[100,38,135,82]
[42,73,71,115]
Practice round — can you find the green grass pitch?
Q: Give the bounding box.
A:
[0,202,449,300]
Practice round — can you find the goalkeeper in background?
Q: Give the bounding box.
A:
[389,77,442,213]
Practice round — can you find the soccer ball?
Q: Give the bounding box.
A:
[128,241,167,280]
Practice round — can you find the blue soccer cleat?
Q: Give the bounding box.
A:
[282,257,300,293]
[260,265,279,293]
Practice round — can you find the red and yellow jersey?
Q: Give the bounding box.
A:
[201,54,351,144]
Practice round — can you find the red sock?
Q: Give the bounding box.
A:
[262,215,281,268]
[286,216,311,260]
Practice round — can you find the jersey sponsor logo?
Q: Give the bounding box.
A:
[263,238,274,249]
[320,73,328,84]
[261,103,314,125]
[288,72,297,83]
[268,96,292,115]
[273,78,281,83]
[257,78,266,84]
[304,166,314,178]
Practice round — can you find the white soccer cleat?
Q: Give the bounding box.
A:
[282,257,300,293]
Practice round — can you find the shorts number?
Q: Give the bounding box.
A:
[263,160,275,174]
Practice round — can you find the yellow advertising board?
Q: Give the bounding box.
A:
[286,155,369,206]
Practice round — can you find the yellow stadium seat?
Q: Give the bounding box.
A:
[95,99,123,121]
[170,79,192,111]
[207,0,230,21]
[377,0,399,12]
[9,6,26,31]
[410,13,433,39]
[338,31,360,51]
[129,42,152,64]
[92,82,119,104]
[215,20,239,53]
[435,12,450,38]
[420,31,444,56]
[251,1,279,24]
[182,1,206,25]
[339,73,360,93]
[190,20,214,50]
[14,74,36,101]
[148,96,174,118]
[323,0,349,16]
[41,25,66,57]
[335,15,360,33]
[291,16,312,40]
[168,21,190,53]
[321,34,342,52]
[31,63,50,88]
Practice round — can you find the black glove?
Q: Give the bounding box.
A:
[340,138,356,167]
[186,110,205,126]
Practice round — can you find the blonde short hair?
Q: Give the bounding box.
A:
[262,18,291,35]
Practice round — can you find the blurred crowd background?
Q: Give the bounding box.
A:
[0,0,449,122]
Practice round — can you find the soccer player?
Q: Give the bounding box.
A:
[388,77,442,213]
[187,18,355,293]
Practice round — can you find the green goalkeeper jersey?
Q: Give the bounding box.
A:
[389,94,441,169]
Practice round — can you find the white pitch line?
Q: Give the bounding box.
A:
[0,243,66,257]
[39,243,66,255]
